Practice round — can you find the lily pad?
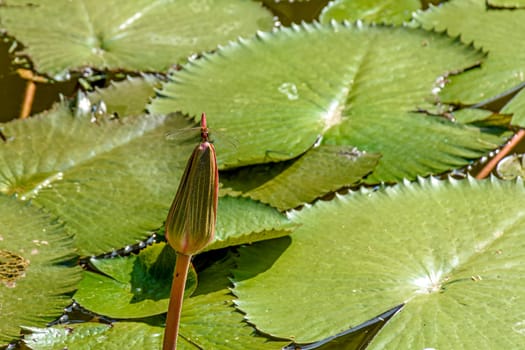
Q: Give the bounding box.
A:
[320,0,420,25]
[206,196,296,251]
[0,102,196,255]
[87,74,162,117]
[0,0,274,80]
[233,177,525,348]
[221,145,381,211]
[283,304,403,350]
[178,254,289,349]
[0,104,289,256]
[452,108,512,126]
[73,243,197,319]
[413,0,525,116]
[25,255,287,349]
[0,194,81,346]
[452,108,494,124]
[23,321,192,350]
[150,22,502,182]
[501,88,525,126]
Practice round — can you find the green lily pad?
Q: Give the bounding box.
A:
[0,102,196,256]
[413,0,525,115]
[23,321,191,350]
[178,254,289,349]
[221,145,381,211]
[26,255,287,349]
[283,304,403,350]
[206,195,296,251]
[452,108,494,124]
[73,243,197,319]
[150,22,502,182]
[320,0,420,25]
[0,0,274,80]
[87,74,162,117]
[0,194,81,346]
[0,104,288,256]
[233,177,525,348]
[501,88,525,126]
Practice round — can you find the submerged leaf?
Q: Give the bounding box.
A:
[0,0,274,79]
[0,195,80,346]
[150,22,502,182]
[233,177,525,348]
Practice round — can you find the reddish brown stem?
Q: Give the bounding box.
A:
[476,129,525,179]
[20,79,36,119]
[163,253,192,350]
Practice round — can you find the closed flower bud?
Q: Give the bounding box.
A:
[165,113,219,255]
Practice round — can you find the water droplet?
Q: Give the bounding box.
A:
[277,82,299,100]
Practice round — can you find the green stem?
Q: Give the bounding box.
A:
[163,253,192,350]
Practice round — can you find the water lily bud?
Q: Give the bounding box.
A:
[165,113,219,255]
